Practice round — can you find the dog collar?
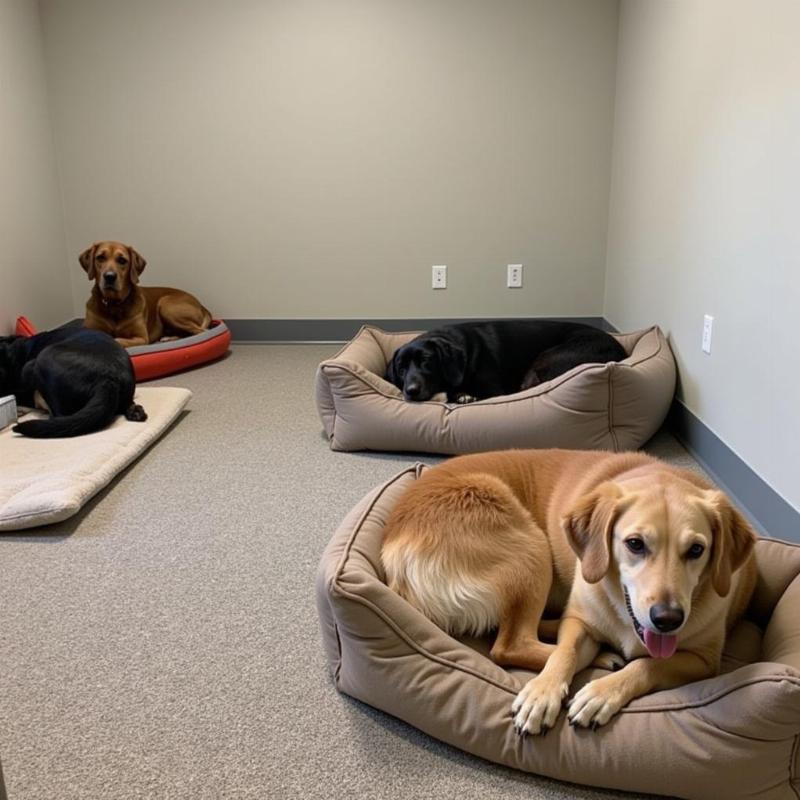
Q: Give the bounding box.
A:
[100,291,130,307]
[622,586,645,643]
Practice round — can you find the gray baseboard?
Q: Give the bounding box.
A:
[667,399,798,542]
[62,315,610,342]
[225,316,609,343]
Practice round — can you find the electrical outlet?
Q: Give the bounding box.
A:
[432,265,447,289]
[507,264,523,288]
[702,314,714,354]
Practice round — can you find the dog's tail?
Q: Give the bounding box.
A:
[13,382,123,438]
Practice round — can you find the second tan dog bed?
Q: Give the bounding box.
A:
[316,465,800,800]
[315,325,676,454]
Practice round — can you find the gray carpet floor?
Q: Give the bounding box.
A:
[0,344,702,800]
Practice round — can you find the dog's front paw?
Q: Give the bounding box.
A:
[125,403,148,423]
[511,675,569,736]
[592,650,626,672]
[567,673,629,729]
[454,393,477,404]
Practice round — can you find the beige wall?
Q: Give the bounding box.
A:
[605,0,800,512]
[6,1,797,512]
[0,0,71,334]
[39,0,619,320]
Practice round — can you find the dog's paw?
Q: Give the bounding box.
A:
[125,404,148,423]
[511,675,569,736]
[592,650,626,672]
[566,674,629,729]
[454,393,477,404]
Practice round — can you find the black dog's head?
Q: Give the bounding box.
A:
[386,335,466,401]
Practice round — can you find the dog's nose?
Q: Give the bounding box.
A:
[649,603,684,632]
[405,383,422,399]
[103,271,117,284]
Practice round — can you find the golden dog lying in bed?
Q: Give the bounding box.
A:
[381,449,756,733]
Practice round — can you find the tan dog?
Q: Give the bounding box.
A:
[381,449,757,733]
[81,241,212,347]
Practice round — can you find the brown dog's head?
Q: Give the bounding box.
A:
[80,241,146,301]
[562,474,756,659]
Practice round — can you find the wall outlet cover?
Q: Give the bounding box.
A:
[432,265,447,289]
[702,314,714,354]
[507,264,523,288]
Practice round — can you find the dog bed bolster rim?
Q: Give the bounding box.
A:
[13,316,231,382]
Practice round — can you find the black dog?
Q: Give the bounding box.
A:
[0,327,146,438]
[386,320,627,402]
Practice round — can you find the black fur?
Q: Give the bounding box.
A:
[0,327,146,438]
[386,320,627,403]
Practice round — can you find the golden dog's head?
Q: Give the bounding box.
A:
[80,241,146,302]
[562,474,756,658]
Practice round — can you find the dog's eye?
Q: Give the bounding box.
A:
[625,537,646,554]
[96,254,107,262]
[686,543,705,560]
[116,256,128,266]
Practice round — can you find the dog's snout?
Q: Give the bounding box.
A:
[103,270,117,284]
[405,382,422,399]
[649,603,684,633]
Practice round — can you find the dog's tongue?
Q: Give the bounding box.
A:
[643,629,678,659]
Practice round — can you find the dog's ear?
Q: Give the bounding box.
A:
[433,339,466,387]
[79,244,97,280]
[562,483,625,584]
[386,349,400,386]
[128,246,146,285]
[700,490,756,597]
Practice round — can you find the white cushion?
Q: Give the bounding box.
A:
[0,387,191,531]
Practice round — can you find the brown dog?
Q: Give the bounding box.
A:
[381,449,757,733]
[81,241,212,347]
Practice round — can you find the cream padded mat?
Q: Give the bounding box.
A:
[0,387,191,531]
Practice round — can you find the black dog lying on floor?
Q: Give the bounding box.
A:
[386,320,627,403]
[0,327,146,438]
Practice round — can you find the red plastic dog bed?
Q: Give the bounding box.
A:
[15,316,231,382]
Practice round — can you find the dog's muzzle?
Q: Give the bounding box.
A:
[623,586,679,659]
[404,383,424,401]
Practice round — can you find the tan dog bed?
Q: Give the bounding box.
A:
[315,325,675,454]
[0,387,191,531]
[316,466,800,800]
